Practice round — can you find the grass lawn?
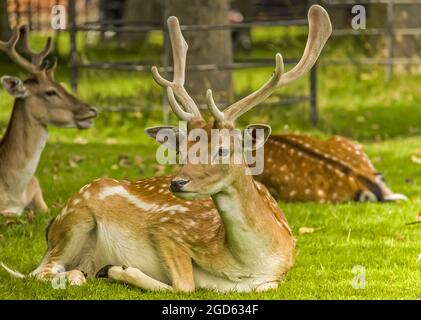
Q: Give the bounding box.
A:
[0,29,420,300]
[0,137,419,300]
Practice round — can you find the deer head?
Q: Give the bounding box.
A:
[146,5,332,199]
[0,25,96,129]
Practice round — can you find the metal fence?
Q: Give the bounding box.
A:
[322,0,421,80]
[65,0,319,124]
[5,0,421,124]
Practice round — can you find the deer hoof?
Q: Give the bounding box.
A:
[96,265,113,278]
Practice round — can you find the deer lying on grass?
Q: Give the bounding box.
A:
[1,5,330,291]
[259,134,407,203]
[0,26,97,218]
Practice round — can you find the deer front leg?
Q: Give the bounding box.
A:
[155,236,196,292]
[96,265,173,291]
[32,261,87,286]
[26,177,48,213]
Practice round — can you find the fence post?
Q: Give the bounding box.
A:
[15,0,20,25]
[68,0,78,92]
[385,0,394,81]
[27,0,32,29]
[36,0,41,30]
[309,63,318,125]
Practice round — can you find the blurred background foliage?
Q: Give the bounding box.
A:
[0,0,420,143]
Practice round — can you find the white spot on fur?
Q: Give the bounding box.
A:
[98,186,189,213]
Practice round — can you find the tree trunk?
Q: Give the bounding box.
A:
[0,0,10,40]
[166,0,233,106]
[120,0,161,43]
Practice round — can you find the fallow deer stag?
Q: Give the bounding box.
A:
[1,5,329,291]
[258,134,407,203]
[0,26,97,217]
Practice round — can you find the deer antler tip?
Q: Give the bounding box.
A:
[167,16,180,26]
[275,53,284,74]
[309,4,325,14]
[309,4,331,27]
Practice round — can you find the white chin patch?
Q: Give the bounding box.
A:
[384,193,408,201]
[51,122,77,129]
[77,120,94,129]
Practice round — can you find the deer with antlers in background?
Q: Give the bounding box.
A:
[0,26,97,218]
[1,5,330,291]
[258,133,407,203]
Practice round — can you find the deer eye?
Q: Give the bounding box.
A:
[218,147,230,157]
[45,90,58,97]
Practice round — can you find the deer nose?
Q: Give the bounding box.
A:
[170,179,190,193]
[88,107,97,116]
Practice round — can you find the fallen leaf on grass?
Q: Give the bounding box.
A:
[118,155,131,168]
[68,155,86,168]
[299,227,325,235]
[74,137,88,145]
[105,138,118,145]
[411,155,421,165]
[299,227,315,234]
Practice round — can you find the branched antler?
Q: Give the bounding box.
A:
[151,17,203,121]
[0,25,52,77]
[206,5,332,124]
[152,6,331,125]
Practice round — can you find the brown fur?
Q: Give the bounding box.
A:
[0,27,96,217]
[256,134,405,202]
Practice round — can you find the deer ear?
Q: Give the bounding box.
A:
[144,126,186,151]
[1,76,28,98]
[243,124,272,151]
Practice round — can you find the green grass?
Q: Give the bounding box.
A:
[0,29,420,300]
[0,137,419,300]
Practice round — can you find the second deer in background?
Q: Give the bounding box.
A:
[258,123,407,204]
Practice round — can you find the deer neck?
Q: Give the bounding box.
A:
[211,170,281,263]
[0,99,48,193]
